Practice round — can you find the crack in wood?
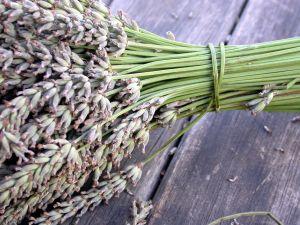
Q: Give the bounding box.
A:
[225,0,250,44]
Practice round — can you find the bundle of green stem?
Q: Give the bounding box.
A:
[0,0,299,224]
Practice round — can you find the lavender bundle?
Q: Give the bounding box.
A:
[0,0,299,224]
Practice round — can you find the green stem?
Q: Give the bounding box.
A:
[208,211,284,225]
[143,101,212,164]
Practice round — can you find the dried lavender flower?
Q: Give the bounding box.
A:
[0,141,84,210]
[29,164,142,225]
[127,199,153,225]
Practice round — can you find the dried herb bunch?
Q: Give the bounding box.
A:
[0,0,300,224]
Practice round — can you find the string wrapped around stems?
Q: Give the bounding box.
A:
[208,42,225,111]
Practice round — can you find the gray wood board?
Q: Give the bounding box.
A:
[102,0,112,6]
[74,0,247,224]
[148,0,300,225]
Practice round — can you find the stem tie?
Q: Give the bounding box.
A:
[208,42,225,111]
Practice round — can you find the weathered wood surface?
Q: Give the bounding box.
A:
[148,1,300,225]
[102,0,111,6]
[74,0,247,224]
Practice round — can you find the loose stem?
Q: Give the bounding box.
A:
[208,211,284,225]
[143,101,212,164]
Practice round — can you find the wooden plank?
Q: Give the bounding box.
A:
[109,0,245,44]
[74,0,247,224]
[148,1,300,225]
[102,0,112,6]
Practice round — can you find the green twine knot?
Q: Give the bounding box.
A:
[208,42,225,111]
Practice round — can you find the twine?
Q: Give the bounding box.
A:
[208,42,225,111]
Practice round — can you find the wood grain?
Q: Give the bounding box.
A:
[74,0,247,224]
[148,0,300,225]
[102,0,112,6]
